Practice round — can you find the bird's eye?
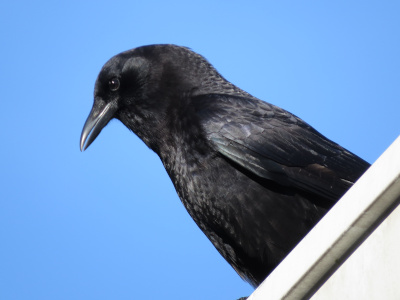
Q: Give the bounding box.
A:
[108,77,120,91]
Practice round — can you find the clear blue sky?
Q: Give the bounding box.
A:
[1,1,399,299]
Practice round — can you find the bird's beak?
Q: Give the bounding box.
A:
[80,100,118,151]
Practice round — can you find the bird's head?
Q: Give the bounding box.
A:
[80,44,227,152]
[80,44,249,152]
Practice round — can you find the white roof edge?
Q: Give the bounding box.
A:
[248,135,400,300]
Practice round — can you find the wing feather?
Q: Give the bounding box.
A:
[194,94,369,203]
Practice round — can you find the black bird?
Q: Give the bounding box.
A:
[80,44,370,287]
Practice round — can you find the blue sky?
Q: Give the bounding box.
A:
[1,1,399,299]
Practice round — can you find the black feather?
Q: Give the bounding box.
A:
[80,44,370,287]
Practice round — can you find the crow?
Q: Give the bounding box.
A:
[80,44,370,288]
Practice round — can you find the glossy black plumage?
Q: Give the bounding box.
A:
[80,44,370,287]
